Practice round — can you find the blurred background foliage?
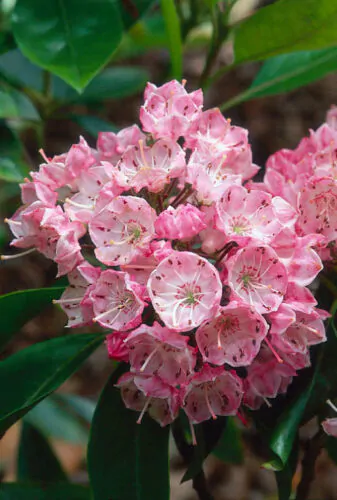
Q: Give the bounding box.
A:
[1,1,337,499]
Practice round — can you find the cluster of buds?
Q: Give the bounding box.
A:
[4,80,335,433]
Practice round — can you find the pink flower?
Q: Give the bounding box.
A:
[97,125,145,163]
[89,269,146,331]
[147,252,222,331]
[322,418,337,437]
[196,302,268,367]
[215,186,282,245]
[117,139,186,193]
[182,365,243,423]
[140,80,203,140]
[125,322,196,385]
[326,105,337,130]
[117,372,180,426]
[89,196,156,266]
[226,245,287,313]
[106,333,129,362]
[155,204,206,240]
[297,176,337,242]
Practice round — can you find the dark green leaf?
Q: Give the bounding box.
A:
[0,483,91,500]
[76,67,149,103]
[11,0,124,92]
[220,47,337,110]
[0,287,65,351]
[274,440,298,500]
[7,88,40,120]
[0,333,103,435]
[234,0,337,64]
[70,115,118,138]
[17,421,67,482]
[24,396,90,444]
[0,121,29,182]
[0,90,18,117]
[212,417,244,465]
[118,0,154,30]
[88,366,170,500]
[160,0,182,79]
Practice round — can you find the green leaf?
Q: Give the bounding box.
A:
[88,366,170,500]
[118,0,154,30]
[0,333,103,435]
[11,0,124,92]
[220,47,337,111]
[17,421,67,482]
[0,483,91,500]
[7,88,40,120]
[0,287,65,351]
[160,0,183,79]
[70,114,118,138]
[212,417,244,465]
[76,67,149,103]
[0,90,18,117]
[234,0,337,65]
[55,393,96,423]
[24,396,90,444]
[0,121,29,182]
[274,439,299,500]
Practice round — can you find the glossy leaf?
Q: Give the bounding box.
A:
[0,121,29,182]
[274,441,299,500]
[220,47,337,111]
[76,67,149,103]
[212,417,244,465]
[70,114,118,138]
[234,0,337,65]
[24,396,90,444]
[160,0,182,79]
[0,286,65,351]
[88,366,170,500]
[0,90,17,117]
[17,421,67,482]
[11,0,123,92]
[0,333,103,435]
[0,483,91,500]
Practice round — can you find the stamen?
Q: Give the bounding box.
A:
[65,198,94,210]
[53,297,82,304]
[39,148,50,163]
[204,386,217,420]
[236,410,248,427]
[122,264,156,270]
[264,337,284,363]
[189,419,197,446]
[263,397,272,408]
[93,304,123,322]
[138,140,149,169]
[140,344,161,372]
[1,248,35,260]
[217,329,222,350]
[4,218,21,225]
[137,396,152,424]
[327,399,337,413]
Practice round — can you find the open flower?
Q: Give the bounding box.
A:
[148,252,222,331]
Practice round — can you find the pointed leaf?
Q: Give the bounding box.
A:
[234,0,337,65]
[160,0,182,79]
[11,0,123,92]
[17,421,67,482]
[221,47,337,110]
[0,483,91,500]
[0,287,65,351]
[88,366,170,500]
[212,417,244,465]
[0,333,103,435]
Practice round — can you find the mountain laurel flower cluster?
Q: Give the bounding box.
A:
[5,80,336,431]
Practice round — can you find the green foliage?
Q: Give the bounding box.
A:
[0,287,65,351]
[212,417,244,465]
[70,114,118,137]
[234,0,337,64]
[221,47,337,110]
[0,121,29,182]
[88,367,170,500]
[17,421,67,482]
[0,333,103,435]
[160,0,183,79]
[11,0,124,92]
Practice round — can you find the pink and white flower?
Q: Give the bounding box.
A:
[196,302,268,367]
[155,204,206,240]
[148,252,222,331]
